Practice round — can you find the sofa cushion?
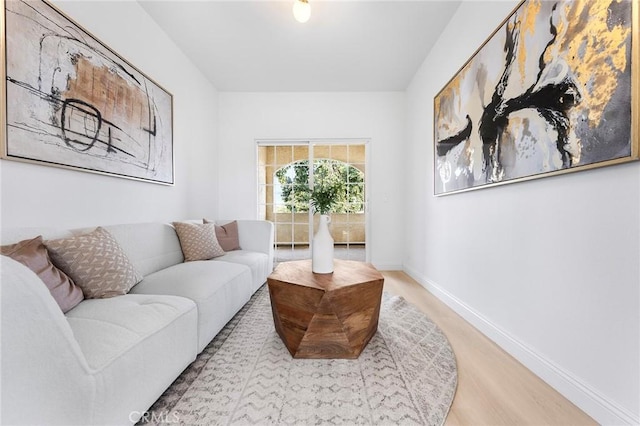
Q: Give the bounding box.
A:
[103,223,184,277]
[1,236,84,313]
[66,294,197,371]
[1,255,198,426]
[204,219,241,251]
[214,250,270,292]
[66,294,198,424]
[130,261,253,352]
[173,222,225,262]
[45,227,143,299]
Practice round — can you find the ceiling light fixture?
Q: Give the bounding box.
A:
[292,0,310,23]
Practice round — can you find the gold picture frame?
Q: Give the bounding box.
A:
[434,0,639,196]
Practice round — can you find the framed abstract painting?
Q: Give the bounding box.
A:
[1,0,174,185]
[434,0,638,195]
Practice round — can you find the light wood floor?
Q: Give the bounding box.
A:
[381,271,597,426]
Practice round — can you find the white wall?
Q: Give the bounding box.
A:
[404,1,639,424]
[218,92,405,269]
[1,1,219,230]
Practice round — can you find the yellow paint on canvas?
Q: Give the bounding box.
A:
[548,0,631,127]
[517,0,542,86]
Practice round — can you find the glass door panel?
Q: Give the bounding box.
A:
[257,141,366,264]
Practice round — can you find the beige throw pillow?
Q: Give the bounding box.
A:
[173,222,225,262]
[1,236,84,312]
[45,227,143,299]
[203,219,241,251]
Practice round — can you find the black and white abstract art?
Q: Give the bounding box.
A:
[2,0,174,184]
[434,0,638,195]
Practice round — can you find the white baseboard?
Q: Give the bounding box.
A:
[402,264,639,426]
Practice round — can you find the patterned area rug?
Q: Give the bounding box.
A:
[142,286,457,425]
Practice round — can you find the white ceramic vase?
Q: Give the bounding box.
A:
[312,214,334,274]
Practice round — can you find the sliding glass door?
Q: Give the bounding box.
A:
[257,141,368,264]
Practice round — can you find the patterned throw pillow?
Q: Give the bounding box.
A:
[173,222,225,262]
[45,227,143,299]
[203,219,241,251]
[1,236,84,312]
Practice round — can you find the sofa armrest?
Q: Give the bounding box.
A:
[1,256,95,425]
[222,220,274,270]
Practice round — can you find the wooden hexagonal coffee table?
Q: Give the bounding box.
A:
[267,259,384,359]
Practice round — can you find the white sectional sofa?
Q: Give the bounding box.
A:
[1,220,274,425]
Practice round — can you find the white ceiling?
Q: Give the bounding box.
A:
[139,0,462,92]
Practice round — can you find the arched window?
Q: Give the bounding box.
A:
[274,159,364,214]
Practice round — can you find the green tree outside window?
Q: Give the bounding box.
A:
[274,159,364,214]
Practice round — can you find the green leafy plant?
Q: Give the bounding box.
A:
[306,159,345,215]
[308,180,343,215]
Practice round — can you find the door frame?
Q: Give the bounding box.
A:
[255,138,371,262]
